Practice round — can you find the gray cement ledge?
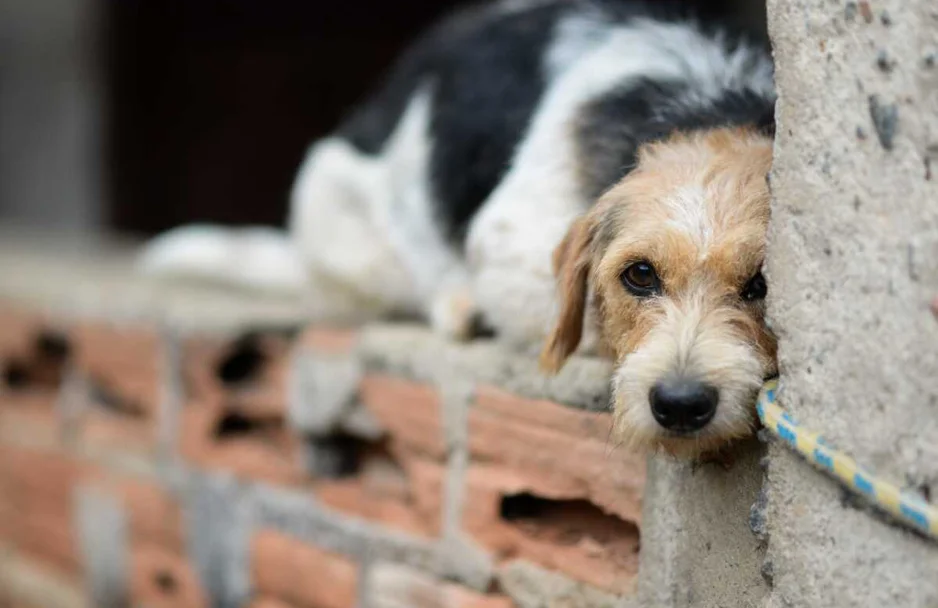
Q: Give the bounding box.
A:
[0,225,613,412]
[0,224,310,333]
[359,323,612,412]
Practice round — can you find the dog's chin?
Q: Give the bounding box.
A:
[612,400,757,460]
[615,427,748,460]
[652,432,746,460]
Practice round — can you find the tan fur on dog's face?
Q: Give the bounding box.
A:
[541,127,776,458]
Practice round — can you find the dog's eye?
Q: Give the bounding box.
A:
[741,271,767,301]
[621,261,660,296]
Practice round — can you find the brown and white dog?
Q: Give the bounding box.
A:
[141,0,777,458]
[540,128,776,457]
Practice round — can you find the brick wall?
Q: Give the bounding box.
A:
[0,231,776,607]
[0,299,646,608]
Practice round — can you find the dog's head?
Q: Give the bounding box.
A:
[541,127,776,458]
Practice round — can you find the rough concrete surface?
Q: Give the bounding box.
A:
[765,0,938,605]
[636,440,768,608]
[185,471,253,608]
[74,484,129,608]
[0,226,310,332]
[249,481,496,591]
[288,344,362,435]
[359,324,613,412]
[496,559,627,608]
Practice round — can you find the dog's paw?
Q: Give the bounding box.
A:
[430,288,478,341]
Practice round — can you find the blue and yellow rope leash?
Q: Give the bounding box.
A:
[757,379,938,541]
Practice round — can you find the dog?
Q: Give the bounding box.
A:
[540,128,776,458]
[141,0,777,458]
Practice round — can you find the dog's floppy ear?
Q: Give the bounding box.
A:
[540,216,593,374]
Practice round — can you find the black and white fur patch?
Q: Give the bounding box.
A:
[575,79,775,201]
[338,0,772,242]
[340,1,569,242]
[141,0,776,348]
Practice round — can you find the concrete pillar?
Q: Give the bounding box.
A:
[635,441,768,608]
[764,1,938,606]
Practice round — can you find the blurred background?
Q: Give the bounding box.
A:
[0,0,766,239]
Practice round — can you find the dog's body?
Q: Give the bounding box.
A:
[143,0,777,456]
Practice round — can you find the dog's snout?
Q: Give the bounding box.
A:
[649,379,718,432]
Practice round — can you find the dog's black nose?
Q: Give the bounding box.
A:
[649,379,718,432]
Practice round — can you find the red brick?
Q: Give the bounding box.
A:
[79,410,156,453]
[129,544,207,608]
[468,386,645,523]
[0,314,60,444]
[462,387,645,594]
[180,398,304,486]
[247,598,298,608]
[182,333,290,414]
[5,485,72,526]
[313,443,443,537]
[450,588,516,608]
[72,322,162,417]
[0,499,16,542]
[251,529,358,608]
[463,466,639,595]
[8,506,81,577]
[0,393,60,442]
[0,391,58,413]
[113,477,186,552]
[298,327,358,355]
[178,331,299,478]
[66,322,166,453]
[0,307,44,357]
[0,446,85,514]
[405,451,446,531]
[0,308,68,392]
[360,375,445,460]
[0,446,85,576]
[369,563,514,608]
